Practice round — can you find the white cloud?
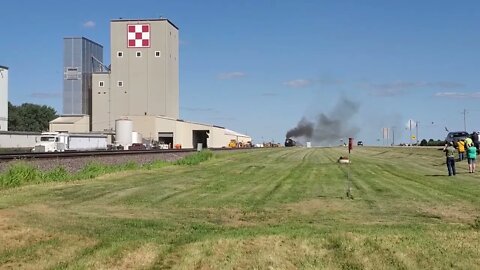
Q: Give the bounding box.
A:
[364,81,466,97]
[283,79,313,89]
[434,92,480,98]
[83,20,96,28]
[218,72,246,80]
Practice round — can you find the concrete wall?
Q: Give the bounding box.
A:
[0,132,40,149]
[0,66,8,131]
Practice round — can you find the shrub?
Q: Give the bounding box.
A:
[117,161,139,171]
[1,162,39,187]
[76,162,108,179]
[143,160,169,170]
[42,166,69,182]
[174,150,213,165]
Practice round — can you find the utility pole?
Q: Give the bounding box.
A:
[409,120,413,146]
[392,127,395,146]
[416,121,419,145]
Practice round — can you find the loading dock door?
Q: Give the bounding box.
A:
[158,132,174,148]
[192,130,209,149]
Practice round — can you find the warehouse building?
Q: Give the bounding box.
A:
[0,65,8,131]
[49,115,90,133]
[50,18,251,148]
[125,115,251,149]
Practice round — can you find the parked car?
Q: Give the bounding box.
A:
[445,131,469,144]
[128,143,147,150]
[357,141,363,146]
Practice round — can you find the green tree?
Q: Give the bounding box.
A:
[420,139,428,146]
[427,139,445,146]
[8,102,57,132]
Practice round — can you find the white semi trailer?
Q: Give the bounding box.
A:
[33,132,108,152]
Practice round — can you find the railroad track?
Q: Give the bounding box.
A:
[0,147,249,161]
[0,149,193,161]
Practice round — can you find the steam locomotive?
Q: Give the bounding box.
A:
[285,138,296,147]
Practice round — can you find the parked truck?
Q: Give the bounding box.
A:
[32,132,108,152]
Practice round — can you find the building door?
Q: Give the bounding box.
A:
[158,132,174,148]
[192,130,209,149]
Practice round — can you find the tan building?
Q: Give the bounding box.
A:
[124,115,251,149]
[49,115,90,133]
[92,19,179,132]
[51,18,252,148]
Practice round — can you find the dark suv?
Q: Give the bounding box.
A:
[128,143,147,150]
[445,131,469,144]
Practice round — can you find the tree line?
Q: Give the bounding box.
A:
[419,139,447,146]
[8,102,57,132]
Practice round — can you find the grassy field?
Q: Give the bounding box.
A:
[0,147,479,269]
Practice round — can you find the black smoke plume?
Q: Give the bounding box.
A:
[285,117,313,139]
[285,97,360,145]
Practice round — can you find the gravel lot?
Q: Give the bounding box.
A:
[0,152,193,173]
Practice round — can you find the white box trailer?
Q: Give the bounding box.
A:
[67,134,108,151]
[33,132,108,152]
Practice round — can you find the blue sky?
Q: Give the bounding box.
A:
[1,1,479,145]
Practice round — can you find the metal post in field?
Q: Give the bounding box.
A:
[346,137,353,199]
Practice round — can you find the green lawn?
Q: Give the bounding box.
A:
[0,147,479,269]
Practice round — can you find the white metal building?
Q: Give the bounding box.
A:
[0,65,8,131]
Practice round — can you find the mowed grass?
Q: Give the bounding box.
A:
[0,147,479,269]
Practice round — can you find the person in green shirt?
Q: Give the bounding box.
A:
[467,143,477,173]
[443,142,456,176]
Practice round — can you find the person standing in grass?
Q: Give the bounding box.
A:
[472,131,479,152]
[443,141,456,176]
[467,142,477,173]
[465,136,473,149]
[457,139,466,161]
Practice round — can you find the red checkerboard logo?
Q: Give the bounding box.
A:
[127,24,150,48]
